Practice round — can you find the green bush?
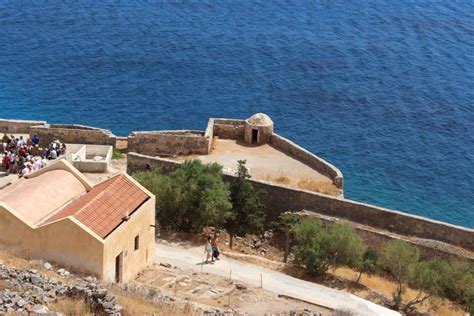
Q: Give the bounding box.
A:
[292,219,365,276]
[225,160,266,248]
[380,239,420,310]
[112,148,124,159]
[134,160,232,232]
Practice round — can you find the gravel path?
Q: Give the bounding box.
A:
[155,242,400,316]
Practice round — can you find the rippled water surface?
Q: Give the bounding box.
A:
[0,1,473,227]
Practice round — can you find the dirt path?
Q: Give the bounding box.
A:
[155,241,400,316]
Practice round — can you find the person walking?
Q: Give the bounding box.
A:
[204,236,213,264]
[211,232,220,261]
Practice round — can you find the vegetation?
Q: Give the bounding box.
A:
[380,239,420,309]
[355,249,378,284]
[274,212,300,263]
[134,160,232,232]
[292,219,365,276]
[225,160,266,248]
[112,148,124,159]
[133,160,474,313]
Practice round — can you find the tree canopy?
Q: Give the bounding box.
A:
[133,160,232,233]
[225,160,266,248]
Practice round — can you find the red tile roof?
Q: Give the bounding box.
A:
[45,174,150,239]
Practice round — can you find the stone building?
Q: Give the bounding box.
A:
[0,160,155,283]
[244,113,274,145]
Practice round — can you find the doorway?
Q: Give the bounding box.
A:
[115,252,123,283]
[252,129,258,144]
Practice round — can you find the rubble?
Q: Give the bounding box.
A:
[0,261,122,315]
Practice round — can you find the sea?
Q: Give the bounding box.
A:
[0,1,472,228]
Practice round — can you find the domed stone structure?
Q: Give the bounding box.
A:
[244,113,274,145]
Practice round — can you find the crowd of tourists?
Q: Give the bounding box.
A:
[1,134,67,177]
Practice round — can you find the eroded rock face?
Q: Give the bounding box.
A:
[0,260,122,315]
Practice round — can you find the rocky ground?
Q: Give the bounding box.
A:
[0,260,122,315]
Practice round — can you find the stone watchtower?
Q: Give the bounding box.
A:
[244,113,274,145]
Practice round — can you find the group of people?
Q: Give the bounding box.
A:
[1,134,66,177]
[204,232,221,264]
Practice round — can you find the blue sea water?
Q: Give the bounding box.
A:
[0,1,473,228]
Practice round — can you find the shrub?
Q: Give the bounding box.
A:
[112,148,124,159]
[380,239,420,310]
[134,160,232,232]
[292,219,365,276]
[225,160,266,248]
[356,249,378,283]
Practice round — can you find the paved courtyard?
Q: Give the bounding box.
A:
[174,139,338,194]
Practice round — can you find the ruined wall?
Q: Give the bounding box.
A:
[126,153,474,253]
[270,134,344,189]
[211,119,245,140]
[30,124,116,147]
[127,130,210,157]
[0,119,47,134]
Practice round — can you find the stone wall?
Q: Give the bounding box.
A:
[126,153,474,253]
[127,130,210,157]
[127,152,183,175]
[211,119,245,140]
[0,119,47,134]
[204,119,214,153]
[270,134,344,189]
[29,124,116,147]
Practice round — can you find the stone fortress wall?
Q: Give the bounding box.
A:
[126,152,474,262]
[0,119,117,146]
[2,117,473,261]
[127,130,211,156]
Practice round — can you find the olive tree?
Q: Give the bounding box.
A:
[380,239,420,310]
[134,160,232,233]
[292,219,365,276]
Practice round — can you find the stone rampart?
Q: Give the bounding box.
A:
[0,119,47,134]
[211,118,245,140]
[29,124,116,147]
[127,130,210,157]
[126,153,474,253]
[270,134,344,189]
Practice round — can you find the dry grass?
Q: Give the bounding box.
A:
[297,179,341,196]
[47,297,93,316]
[333,267,466,316]
[108,287,197,316]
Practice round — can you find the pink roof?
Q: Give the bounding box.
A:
[45,174,149,239]
[0,170,87,225]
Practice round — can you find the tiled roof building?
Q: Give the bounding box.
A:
[0,160,155,283]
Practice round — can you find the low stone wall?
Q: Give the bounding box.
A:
[211,118,245,140]
[29,124,116,147]
[270,134,344,189]
[204,119,214,153]
[127,152,183,175]
[0,118,47,134]
[128,130,210,157]
[126,153,474,253]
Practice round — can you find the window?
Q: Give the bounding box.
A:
[134,235,139,251]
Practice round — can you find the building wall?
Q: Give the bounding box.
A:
[0,205,104,277]
[270,134,344,189]
[211,119,245,140]
[244,122,274,145]
[102,196,156,283]
[29,124,116,147]
[127,131,210,156]
[0,119,47,134]
[126,153,474,253]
